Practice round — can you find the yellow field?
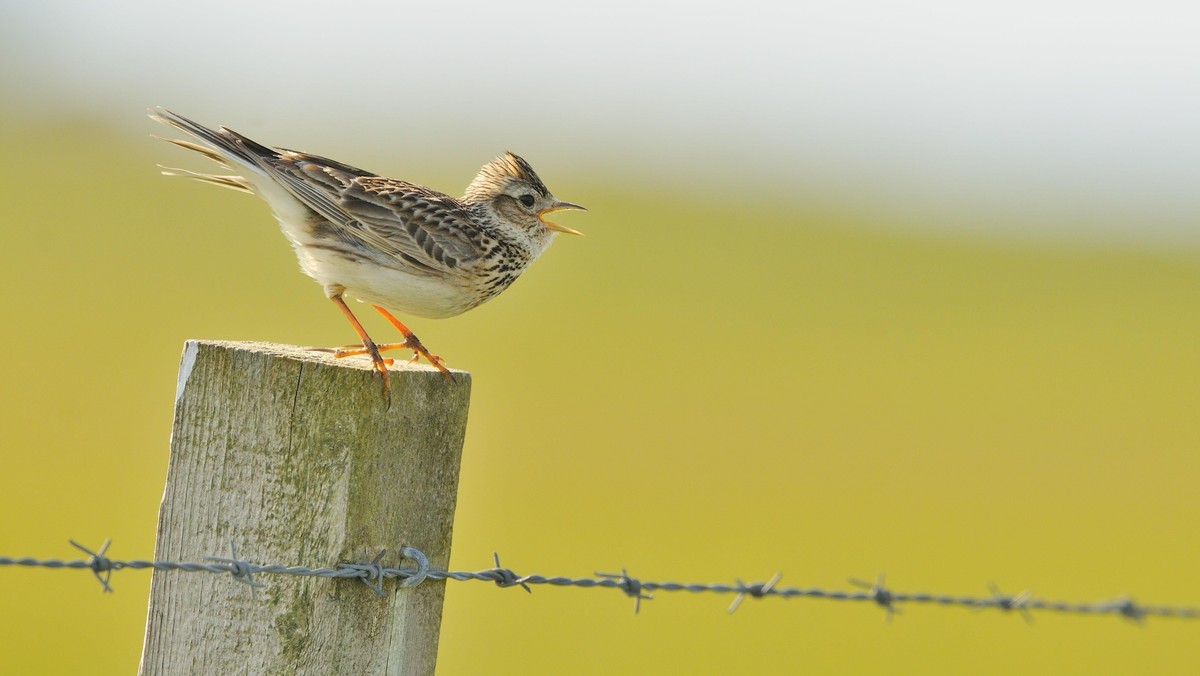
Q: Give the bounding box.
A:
[1,118,1197,674]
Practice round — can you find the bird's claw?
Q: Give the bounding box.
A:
[330,340,452,380]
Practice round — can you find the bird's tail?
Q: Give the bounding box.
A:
[148,107,277,193]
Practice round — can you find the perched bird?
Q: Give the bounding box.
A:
[150,108,585,392]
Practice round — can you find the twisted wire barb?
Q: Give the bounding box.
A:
[3,540,1199,622]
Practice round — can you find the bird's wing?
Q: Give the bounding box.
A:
[150,110,485,275]
[266,151,486,275]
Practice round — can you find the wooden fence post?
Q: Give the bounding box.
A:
[138,340,471,676]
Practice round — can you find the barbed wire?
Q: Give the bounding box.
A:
[2,539,1197,622]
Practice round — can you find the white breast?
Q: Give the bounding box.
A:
[291,238,480,319]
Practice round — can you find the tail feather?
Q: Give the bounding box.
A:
[155,137,234,169]
[150,107,320,225]
[148,107,276,172]
[158,165,254,193]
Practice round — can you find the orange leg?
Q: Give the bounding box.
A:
[333,309,451,379]
[331,342,410,358]
[372,306,452,379]
[330,295,391,396]
[315,344,395,366]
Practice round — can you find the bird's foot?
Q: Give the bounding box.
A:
[361,339,392,398]
[330,338,452,380]
[312,345,393,365]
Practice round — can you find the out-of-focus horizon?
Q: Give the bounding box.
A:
[3,0,1198,245]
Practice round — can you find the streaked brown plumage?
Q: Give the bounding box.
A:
[150,108,585,392]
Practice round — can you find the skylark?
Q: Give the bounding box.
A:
[150,108,585,392]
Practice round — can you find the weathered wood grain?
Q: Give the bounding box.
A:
[139,341,471,676]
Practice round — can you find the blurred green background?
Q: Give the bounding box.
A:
[2,2,1199,674]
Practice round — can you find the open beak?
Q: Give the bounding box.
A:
[538,200,587,236]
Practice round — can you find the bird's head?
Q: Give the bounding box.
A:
[463,151,586,248]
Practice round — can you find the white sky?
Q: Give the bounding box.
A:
[3,0,1198,243]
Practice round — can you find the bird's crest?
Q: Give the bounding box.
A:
[464,151,549,201]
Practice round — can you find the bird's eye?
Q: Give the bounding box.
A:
[519,194,535,208]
